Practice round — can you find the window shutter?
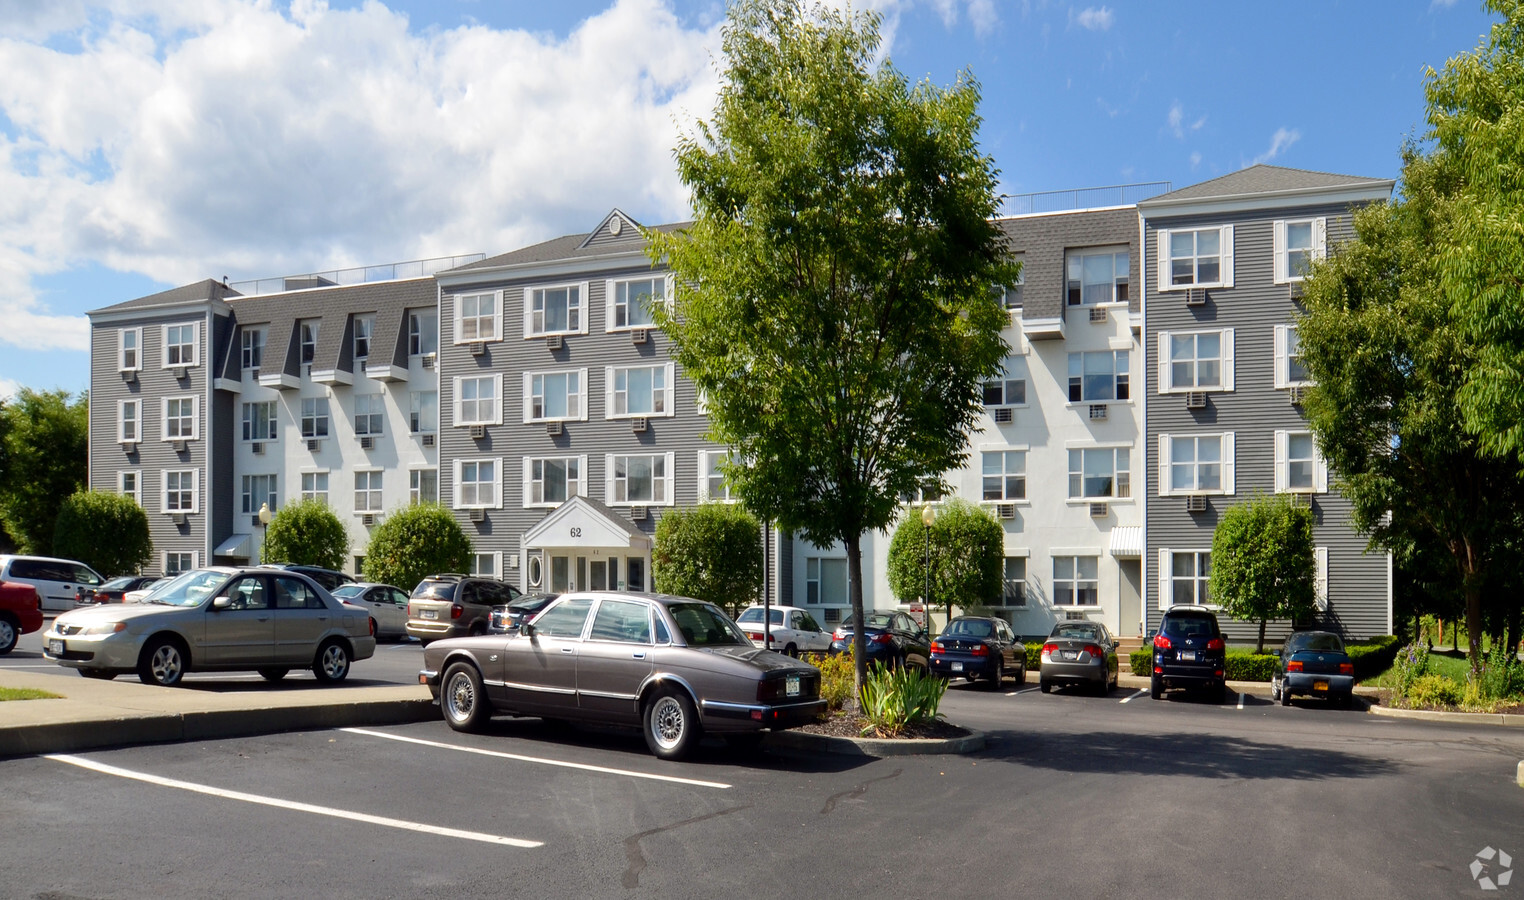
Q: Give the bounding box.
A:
[520,373,531,424]
[1158,434,1172,497]
[604,366,616,419]
[1272,220,1287,284]
[191,468,201,513]
[697,451,709,501]
[604,454,615,502]
[1220,224,1234,288]
[578,368,590,421]
[1158,332,1172,392]
[1313,217,1327,261]
[663,362,676,416]
[521,457,532,508]
[1157,231,1172,292]
[491,457,504,508]
[1314,443,1329,493]
[491,374,504,425]
[1274,430,1288,493]
[190,396,200,440]
[1159,548,1172,610]
[453,459,464,509]
[604,279,616,332]
[665,451,677,505]
[1222,432,1236,495]
[1221,328,1236,391]
[519,288,532,339]
[1273,325,1289,389]
[1314,547,1329,610]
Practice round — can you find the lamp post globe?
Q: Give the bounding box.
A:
[257,502,272,564]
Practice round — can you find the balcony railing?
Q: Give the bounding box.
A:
[228,253,486,297]
[1004,181,1172,217]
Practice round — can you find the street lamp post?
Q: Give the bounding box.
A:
[921,504,935,635]
[257,502,272,564]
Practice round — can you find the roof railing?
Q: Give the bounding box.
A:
[1004,181,1172,216]
[228,253,486,297]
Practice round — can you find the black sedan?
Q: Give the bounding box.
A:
[1039,620,1119,695]
[488,592,559,634]
[1271,630,1356,706]
[930,616,1026,689]
[829,611,930,671]
[78,575,159,604]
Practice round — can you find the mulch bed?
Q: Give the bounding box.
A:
[1369,688,1524,715]
[795,709,971,740]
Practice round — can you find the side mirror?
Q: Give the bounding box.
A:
[521,621,536,638]
[212,596,231,610]
[1271,649,1282,657]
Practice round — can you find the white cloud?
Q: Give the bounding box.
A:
[1190,151,1202,169]
[1168,101,1184,138]
[0,377,19,400]
[1072,6,1113,31]
[1252,127,1302,164]
[1430,0,1459,8]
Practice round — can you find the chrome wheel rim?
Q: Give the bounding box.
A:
[320,645,348,679]
[446,672,475,722]
[150,645,182,684]
[0,620,14,649]
[651,696,685,750]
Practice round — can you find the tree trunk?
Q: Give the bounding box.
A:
[1256,617,1267,656]
[846,534,867,708]
[1464,581,1483,672]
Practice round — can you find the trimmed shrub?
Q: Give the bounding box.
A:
[1025,641,1043,673]
[262,499,348,570]
[52,490,151,576]
[1130,647,1152,676]
[652,503,762,617]
[361,504,473,592]
[1224,650,1279,682]
[1407,673,1463,708]
[1347,636,1401,681]
[807,651,856,713]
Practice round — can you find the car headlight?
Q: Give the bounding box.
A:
[76,622,129,636]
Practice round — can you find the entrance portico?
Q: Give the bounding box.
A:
[521,496,654,593]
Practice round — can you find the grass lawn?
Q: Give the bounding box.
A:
[1364,649,1476,688]
[0,686,62,701]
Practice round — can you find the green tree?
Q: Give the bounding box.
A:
[52,490,152,577]
[361,504,472,593]
[1209,495,1318,654]
[0,388,88,555]
[652,503,763,617]
[886,499,1003,629]
[1297,146,1524,669]
[647,0,1015,696]
[261,499,348,570]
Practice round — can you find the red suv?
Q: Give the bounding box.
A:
[0,579,44,654]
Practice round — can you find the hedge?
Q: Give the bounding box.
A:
[1129,636,1400,682]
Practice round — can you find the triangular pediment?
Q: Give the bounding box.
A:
[522,495,652,550]
[577,208,644,250]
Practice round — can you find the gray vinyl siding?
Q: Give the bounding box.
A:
[1144,204,1391,641]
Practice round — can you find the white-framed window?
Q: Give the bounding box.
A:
[996,262,1025,310]
[1274,218,1326,283]
[161,396,198,441]
[119,470,140,504]
[806,557,848,605]
[118,400,140,443]
[698,449,734,502]
[1068,446,1131,499]
[410,468,438,504]
[241,401,277,441]
[1274,324,1313,388]
[1159,329,1234,392]
[1068,350,1130,402]
[983,357,1027,407]
[998,557,1026,607]
[1067,248,1130,306]
[161,469,199,513]
[301,396,330,438]
[524,369,586,422]
[1158,225,1234,290]
[353,315,373,362]
[164,551,196,576]
[1160,549,1212,607]
[607,452,673,505]
[455,291,499,343]
[899,483,943,505]
[982,449,1026,501]
[354,394,384,436]
[299,320,320,366]
[455,375,503,426]
[607,275,670,331]
[119,327,141,371]
[524,456,583,506]
[607,363,674,417]
[354,470,383,512]
[162,322,198,367]
[526,282,586,337]
[241,328,264,372]
[241,474,277,514]
[409,309,439,356]
[471,552,501,578]
[1053,556,1099,606]
[1275,430,1328,494]
[1159,433,1235,495]
[301,471,329,504]
[455,458,501,508]
[410,390,438,434]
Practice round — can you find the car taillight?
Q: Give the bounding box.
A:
[970,644,989,657]
[451,604,463,620]
[369,618,376,636]
[1338,662,1354,675]
[871,633,892,645]
[1041,642,1057,655]
[1083,644,1102,658]
[1153,634,1172,650]
[832,630,847,641]
[747,632,765,642]
[930,642,945,655]
[1287,661,1303,672]
[1206,638,1224,651]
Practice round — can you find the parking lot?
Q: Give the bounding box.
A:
[5,621,1524,899]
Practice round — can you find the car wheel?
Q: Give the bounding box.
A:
[469,622,486,637]
[1280,685,1292,706]
[1095,672,1109,696]
[258,667,289,682]
[442,662,491,732]
[1214,683,1228,704]
[79,669,116,680]
[783,643,798,657]
[1039,678,1051,694]
[643,688,701,761]
[1270,677,1281,701]
[312,639,351,684]
[1150,673,1162,700]
[0,616,17,654]
[138,637,186,686]
[985,659,1004,691]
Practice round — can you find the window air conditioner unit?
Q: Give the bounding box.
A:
[172,440,188,452]
[631,505,648,521]
[359,436,374,450]
[996,503,1016,520]
[1289,281,1305,300]
[470,424,485,440]
[631,417,648,433]
[251,442,263,455]
[1088,307,1107,323]
[469,342,485,357]
[173,366,189,379]
[1288,386,1306,406]
[422,354,436,369]
[1089,502,1108,518]
[469,507,485,523]
[631,328,649,345]
[994,407,1014,425]
[544,421,561,436]
[307,439,320,452]
[422,433,435,447]
[1185,391,1207,410]
[122,369,136,383]
[362,513,375,526]
[1185,288,1207,306]
[1088,404,1108,420]
[170,513,187,525]
[122,441,137,453]
[251,514,263,527]
[1186,494,1208,513]
[545,334,563,350]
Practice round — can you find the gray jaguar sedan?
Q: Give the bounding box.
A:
[420,592,825,760]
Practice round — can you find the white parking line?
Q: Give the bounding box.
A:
[1006,687,1041,696]
[342,728,732,789]
[46,753,540,848]
[1118,689,1147,704]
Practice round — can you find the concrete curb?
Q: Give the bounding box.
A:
[1365,704,1524,728]
[765,727,986,757]
[1517,761,1523,788]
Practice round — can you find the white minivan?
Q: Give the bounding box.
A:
[0,556,104,612]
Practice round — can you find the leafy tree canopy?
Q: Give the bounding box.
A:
[1209,494,1317,654]
[261,499,348,571]
[361,504,473,593]
[652,503,763,617]
[886,498,1003,628]
[0,388,88,555]
[53,490,152,577]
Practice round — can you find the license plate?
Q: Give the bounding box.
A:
[1177,650,1197,662]
[48,639,64,655]
[785,676,800,697]
[420,609,437,620]
[951,662,963,672]
[1313,680,1328,691]
[1060,650,1076,660]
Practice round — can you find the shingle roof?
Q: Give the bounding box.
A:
[90,278,241,315]
[1141,164,1391,205]
[445,222,689,273]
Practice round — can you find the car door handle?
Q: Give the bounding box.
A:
[631,653,646,660]
[561,647,574,653]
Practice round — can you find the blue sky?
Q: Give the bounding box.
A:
[0,0,1501,397]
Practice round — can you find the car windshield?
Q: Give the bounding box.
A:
[101,577,140,591]
[1288,633,1344,653]
[737,607,783,626]
[510,595,554,613]
[145,569,230,608]
[668,603,748,647]
[945,619,994,638]
[840,613,896,630]
[1054,623,1101,640]
[412,580,458,600]
[331,585,365,599]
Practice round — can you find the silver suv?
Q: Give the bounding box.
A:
[406,574,521,645]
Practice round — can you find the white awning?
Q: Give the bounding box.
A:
[214,533,253,558]
[1109,526,1142,559]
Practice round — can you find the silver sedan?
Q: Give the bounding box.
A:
[332,582,411,641]
[1039,620,1120,695]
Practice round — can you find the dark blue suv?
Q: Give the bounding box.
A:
[1150,606,1227,702]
